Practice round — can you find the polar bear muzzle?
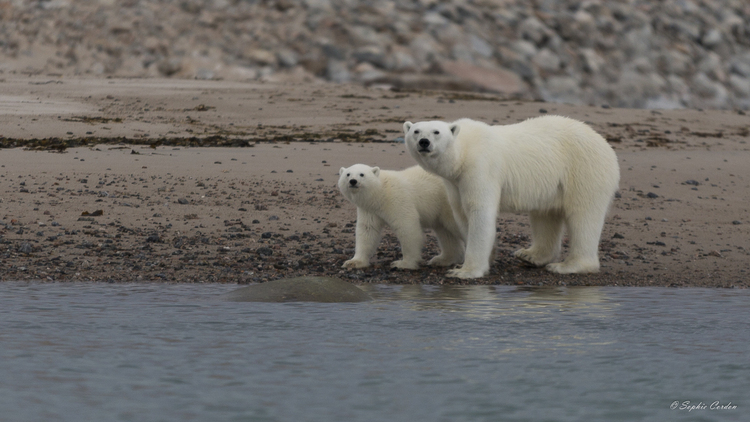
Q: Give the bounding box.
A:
[417,138,431,152]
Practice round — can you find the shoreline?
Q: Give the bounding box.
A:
[1,77,748,287]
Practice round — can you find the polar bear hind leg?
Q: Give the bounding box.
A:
[545,208,606,274]
[514,210,564,267]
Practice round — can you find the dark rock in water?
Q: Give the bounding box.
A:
[224,276,372,303]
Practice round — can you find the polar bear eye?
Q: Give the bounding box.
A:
[414,129,420,134]
[433,130,439,135]
[346,173,350,177]
[360,173,364,177]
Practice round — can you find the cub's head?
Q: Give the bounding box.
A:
[338,164,381,198]
[403,120,459,160]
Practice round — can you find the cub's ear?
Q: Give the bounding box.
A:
[372,166,380,177]
[403,121,413,134]
[449,123,460,136]
[339,167,346,175]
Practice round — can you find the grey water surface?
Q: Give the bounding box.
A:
[0,282,747,422]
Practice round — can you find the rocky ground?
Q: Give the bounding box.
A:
[1,77,748,287]
[1,0,749,109]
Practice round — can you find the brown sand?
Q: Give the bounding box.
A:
[1,77,748,287]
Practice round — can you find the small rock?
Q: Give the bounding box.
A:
[177,198,189,204]
[646,192,659,198]
[224,276,372,303]
[732,220,742,225]
[612,233,625,239]
[683,180,700,186]
[18,243,33,254]
[256,247,273,256]
[261,232,273,239]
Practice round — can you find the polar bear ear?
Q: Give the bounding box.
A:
[372,166,380,177]
[403,121,413,134]
[449,123,460,136]
[339,167,346,175]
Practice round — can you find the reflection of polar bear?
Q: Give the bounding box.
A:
[338,164,464,270]
[404,116,619,279]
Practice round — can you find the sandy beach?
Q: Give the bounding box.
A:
[1,77,748,287]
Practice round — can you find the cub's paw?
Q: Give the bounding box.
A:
[445,267,487,279]
[513,248,548,267]
[427,254,460,267]
[390,260,420,270]
[343,259,369,269]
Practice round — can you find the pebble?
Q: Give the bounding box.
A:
[177,198,189,204]
[256,247,273,256]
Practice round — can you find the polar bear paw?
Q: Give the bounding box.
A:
[427,254,461,267]
[390,260,421,270]
[513,248,553,267]
[343,259,369,269]
[445,266,487,279]
[545,260,599,274]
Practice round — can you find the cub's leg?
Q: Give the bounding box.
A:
[389,216,426,270]
[343,209,384,269]
[427,227,465,267]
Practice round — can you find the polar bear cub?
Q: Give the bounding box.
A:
[338,164,464,270]
[404,116,620,279]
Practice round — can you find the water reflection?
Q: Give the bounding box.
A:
[362,284,614,316]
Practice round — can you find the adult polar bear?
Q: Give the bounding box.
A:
[404,116,619,279]
[338,164,464,270]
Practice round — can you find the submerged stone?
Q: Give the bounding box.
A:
[224,276,372,303]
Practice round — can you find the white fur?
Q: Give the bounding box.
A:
[338,164,464,270]
[403,116,620,278]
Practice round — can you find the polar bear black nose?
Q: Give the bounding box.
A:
[349,179,358,187]
[418,138,430,148]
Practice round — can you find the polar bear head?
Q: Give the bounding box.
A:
[338,164,381,200]
[403,120,460,159]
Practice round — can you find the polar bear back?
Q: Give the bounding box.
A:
[454,116,619,213]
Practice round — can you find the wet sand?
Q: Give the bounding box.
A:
[1,77,748,287]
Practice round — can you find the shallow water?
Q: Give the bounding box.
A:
[0,283,746,422]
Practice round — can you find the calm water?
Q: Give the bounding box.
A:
[0,283,747,422]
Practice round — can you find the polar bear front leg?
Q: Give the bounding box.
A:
[446,204,497,279]
[343,209,384,269]
[443,181,468,242]
[389,218,424,270]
